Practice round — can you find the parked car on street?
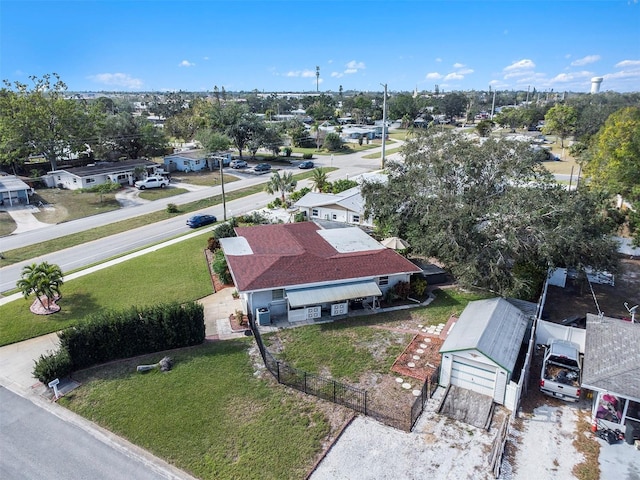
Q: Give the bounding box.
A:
[134,176,169,190]
[298,160,314,169]
[186,214,217,228]
[254,163,272,172]
[230,159,248,169]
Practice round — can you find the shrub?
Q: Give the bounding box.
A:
[294,212,307,222]
[33,349,73,384]
[242,211,270,225]
[324,132,342,151]
[393,281,411,300]
[56,302,205,371]
[166,203,179,213]
[207,236,220,252]
[212,249,232,284]
[213,219,237,239]
[283,147,292,157]
[302,153,313,160]
[411,277,428,297]
[289,187,311,203]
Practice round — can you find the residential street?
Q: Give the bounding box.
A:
[0,386,194,480]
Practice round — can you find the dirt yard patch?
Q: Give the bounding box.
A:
[543,257,640,322]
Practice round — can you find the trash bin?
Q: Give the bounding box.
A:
[256,307,270,326]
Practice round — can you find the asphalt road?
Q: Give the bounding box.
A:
[0,152,385,293]
[0,386,185,480]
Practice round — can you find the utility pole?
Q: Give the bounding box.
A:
[380,83,387,169]
[490,89,497,120]
[219,157,227,221]
[316,66,320,92]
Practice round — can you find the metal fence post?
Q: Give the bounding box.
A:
[364,391,367,415]
[276,361,281,383]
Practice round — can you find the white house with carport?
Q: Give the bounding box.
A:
[219,222,422,324]
[439,298,530,407]
[0,175,33,205]
[582,313,640,443]
[163,149,231,173]
[294,187,373,227]
[44,159,160,190]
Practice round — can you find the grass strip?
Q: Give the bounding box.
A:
[0,235,212,346]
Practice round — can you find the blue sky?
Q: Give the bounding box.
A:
[1,0,639,93]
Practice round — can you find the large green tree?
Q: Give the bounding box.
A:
[583,106,640,244]
[361,130,618,298]
[543,104,577,147]
[0,73,93,171]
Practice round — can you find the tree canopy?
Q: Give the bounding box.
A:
[543,104,577,147]
[361,130,619,299]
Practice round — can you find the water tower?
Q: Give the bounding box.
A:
[590,77,603,94]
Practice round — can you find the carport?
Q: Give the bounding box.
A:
[0,175,32,206]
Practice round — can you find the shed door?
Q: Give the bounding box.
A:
[450,355,496,397]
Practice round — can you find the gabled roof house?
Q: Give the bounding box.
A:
[294,187,372,227]
[439,298,529,406]
[44,159,159,190]
[220,222,421,324]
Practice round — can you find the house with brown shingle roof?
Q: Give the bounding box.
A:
[219,222,422,324]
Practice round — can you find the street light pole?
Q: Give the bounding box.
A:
[316,66,320,92]
[219,157,227,221]
[381,83,387,169]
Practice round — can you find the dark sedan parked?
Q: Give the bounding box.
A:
[186,214,217,228]
[298,160,314,169]
[254,163,272,172]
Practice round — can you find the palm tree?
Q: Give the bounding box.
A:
[17,262,64,311]
[310,167,330,193]
[265,171,297,204]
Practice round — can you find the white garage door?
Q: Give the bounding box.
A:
[450,356,496,398]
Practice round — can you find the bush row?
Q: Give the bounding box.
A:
[33,302,205,384]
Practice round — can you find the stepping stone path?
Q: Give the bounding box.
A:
[419,343,427,349]
[416,348,424,354]
[402,382,412,389]
[395,377,404,383]
[407,362,415,368]
[412,389,421,397]
[412,355,420,360]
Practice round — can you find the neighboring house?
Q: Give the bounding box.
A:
[43,159,160,190]
[439,298,530,407]
[163,150,231,172]
[0,174,33,206]
[340,125,379,141]
[582,313,640,439]
[219,222,422,323]
[294,187,372,227]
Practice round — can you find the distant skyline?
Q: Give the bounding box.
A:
[1,0,639,94]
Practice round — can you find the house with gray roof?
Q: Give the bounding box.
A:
[583,313,640,437]
[294,187,373,227]
[0,174,33,206]
[44,159,160,190]
[219,221,421,324]
[439,298,530,406]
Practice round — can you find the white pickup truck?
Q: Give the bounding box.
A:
[134,176,169,190]
[539,339,582,402]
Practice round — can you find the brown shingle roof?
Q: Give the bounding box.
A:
[224,222,422,292]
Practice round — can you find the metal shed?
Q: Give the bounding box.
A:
[439,298,528,404]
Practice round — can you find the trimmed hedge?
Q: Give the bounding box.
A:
[33,302,205,382]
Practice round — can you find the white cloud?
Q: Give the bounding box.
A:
[286,70,316,78]
[345,60,365,70]
[426,72,443,79]
[503,59,536,72]
[453,62,465,68]
[435,58,442,63]
[444,72,464,81]
[203,56,209,61]
[551,71,594,83]
[615,59,640,67]
[331,71,343,78]
[570,55,601,66]
[458,68,474,75]
[87,73,143,89]
[179,60,195,67]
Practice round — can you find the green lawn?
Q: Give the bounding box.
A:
[33,189,121,223]
[362,146,403,160]
[60,340,333,480]
[0,211,15,236]
[0,235,212,346]
[138,187,189,200]
[265,288,489,383]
